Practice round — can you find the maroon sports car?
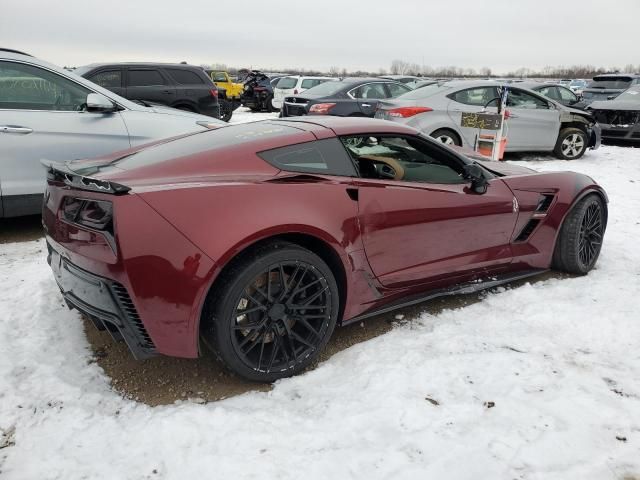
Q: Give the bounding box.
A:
[43,117,607,381]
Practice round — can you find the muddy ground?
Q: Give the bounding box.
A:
[1,214,559,406]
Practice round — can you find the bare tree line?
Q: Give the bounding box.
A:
[204,60,640,79]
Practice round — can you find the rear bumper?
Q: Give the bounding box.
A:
[47,239,156,359]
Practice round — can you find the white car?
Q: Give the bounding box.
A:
[272,76,337,110]
[0,48,224,218]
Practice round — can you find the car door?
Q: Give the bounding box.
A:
[506,88,561,150]
[341,134,518,288]
[446,86,500,147]
[0,60,130,217]
[85,68,126,97]
[351,82,389,116]
[125,67,176,106]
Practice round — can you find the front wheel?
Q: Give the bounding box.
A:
[552,194,606,274]
[203,242,340,382]
[554,127,588,160]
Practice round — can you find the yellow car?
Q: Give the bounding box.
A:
[208,71,243,100]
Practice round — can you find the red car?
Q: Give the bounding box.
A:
[43,117,607,381]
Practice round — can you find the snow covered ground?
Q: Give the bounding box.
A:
[1,114,639,479]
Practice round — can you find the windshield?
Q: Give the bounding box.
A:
[302,81,346,97]
[397,83,450,100]
[588,78,633,89]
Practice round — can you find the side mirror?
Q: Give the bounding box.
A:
[463,164,489,194]
[85,93,117,113]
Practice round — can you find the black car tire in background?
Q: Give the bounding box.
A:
[552,194,606,274]
[202,241,340,382]
[219,100,234,122]
[553,128,588,160]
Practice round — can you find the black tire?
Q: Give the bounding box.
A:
[202,242,340,382]
[266,97,277,113]
[553,127,588,160]
[219,101,233,122]
[552,194,606,275]
[430,128,462,147]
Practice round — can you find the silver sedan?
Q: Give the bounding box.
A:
[375,80,600,160]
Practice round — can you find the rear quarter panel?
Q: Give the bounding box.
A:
[137,176,383,326]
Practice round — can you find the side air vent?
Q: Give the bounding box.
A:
[111,282,155,350]
[515,219,541,242]
[536,194,554,213]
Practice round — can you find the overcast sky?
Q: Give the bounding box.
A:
[2,0,637,74]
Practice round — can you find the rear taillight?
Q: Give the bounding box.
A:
[309,103,336,114]
[63,197,113,231]
[387,106,433,118]
[210,89,218,98]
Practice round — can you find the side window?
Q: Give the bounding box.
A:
[386,82,412,98]
[165,68,205,85]
[340,135,465,184]
[128,69,166,87]
[258,138,357,177]
[538,86,561,101]
[450,87,498,106]
[89,70,122,89]
[508,89,550,109]
[557,86,578,103]
[351,83,388,99]
[0,61,90,111]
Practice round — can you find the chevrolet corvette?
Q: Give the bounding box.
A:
[43,117,608,381]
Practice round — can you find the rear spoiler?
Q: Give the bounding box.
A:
[42,160,131,195]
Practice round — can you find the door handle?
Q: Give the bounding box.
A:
[162,90,174,94]
[0,125,33,134]
[361,103,371,108]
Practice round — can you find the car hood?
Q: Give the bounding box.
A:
[588,99,640,111]
[135,102,220,121]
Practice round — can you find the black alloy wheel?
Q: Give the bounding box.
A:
[204,242,339,382]
[553,194,606,274]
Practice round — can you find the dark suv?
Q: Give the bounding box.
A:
[75,63,220,119]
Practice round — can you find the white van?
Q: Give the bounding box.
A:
[272,76,337,109]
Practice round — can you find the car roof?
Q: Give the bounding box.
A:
[593,73,640,79]
[271,116,417,136]
[76,62,204,70]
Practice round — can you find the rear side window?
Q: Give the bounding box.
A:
[89,70,122,88]
[351,83,388,99]
[450,87,498,106]
[276,77,298,89]
[258,138,357,177]
[166,68,205,85]
[128,69,166,87]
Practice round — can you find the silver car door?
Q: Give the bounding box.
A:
[505,89,560,150]
[446,86,500,147]
[0,60,130,216]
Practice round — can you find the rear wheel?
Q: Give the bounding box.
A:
[430,128,462,147]
[554,127,588,160]
[203,242,339,382]
[219,101,233,122]
[552,194,605,274]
